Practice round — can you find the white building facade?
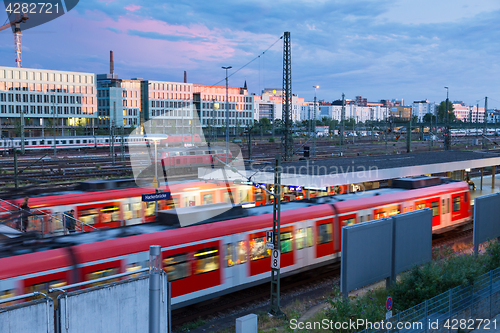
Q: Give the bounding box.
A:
[0,66,97,137]
[412,100,436,121]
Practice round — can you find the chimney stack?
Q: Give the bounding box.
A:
[110,51,114,75]
[184,71,187,83]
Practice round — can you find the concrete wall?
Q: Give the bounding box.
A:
[0,298,54,333]
[58,275,169,333]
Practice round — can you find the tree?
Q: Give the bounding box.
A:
[437,101,456,123]
[423,113,436,123]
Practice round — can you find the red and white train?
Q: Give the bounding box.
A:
[0,177,471,308]
[0,134,201,152]
[0,178,341,231]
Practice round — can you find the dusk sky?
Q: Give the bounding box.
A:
[1,0,500,108]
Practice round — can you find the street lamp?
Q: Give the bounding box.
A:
[313,85,319,157]
[444,87,449,150]
[222,66,232,162]
[144,134,168,216]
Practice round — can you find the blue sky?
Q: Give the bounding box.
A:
[1,0,500,108]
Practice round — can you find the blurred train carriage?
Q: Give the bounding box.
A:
[0,177,471,309]
[0,134,202,152]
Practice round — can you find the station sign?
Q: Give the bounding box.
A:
[288,186,303,191]
[141,192,171,202]
[266,230,275,249]
[271,249,280,269]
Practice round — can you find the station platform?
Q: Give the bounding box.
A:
[469,175,500,203]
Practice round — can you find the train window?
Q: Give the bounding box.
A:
[225,244,234,267]
[442,199,446,215]
[83,140,87,143]
[366,214,371,221]
[280,232,293,253]
[255,194,264,202]
[100,205,120,223]
[47,140,52,144]
[123,204,132,220]
[69,140,74,144]
[145,202,155,217]
[318,223,332,244]
[105,139,109,143]
[296,228,306,250]
[447,198,450,214]
[343,218,355,226]
[76,140,80,144]
[86,268,119,286]
[194,247,219,274]
[163,253,190,281]
[416,203,426,210]
[126,263,143,278]
[223,192,232,203]
[62,140,66,144]
[79,208,99,225]
[25,279,67,294]
[203,194,213,204]
[306,227,314,247]
[453,196,461,212]
[31,141,36,145]
[0,289,15,306]
[236,240,247,264]
[250,236,271,261]
[464,192,468,203]
[56,140,60,144]
[40,140,44,145]
[431,201,439,217]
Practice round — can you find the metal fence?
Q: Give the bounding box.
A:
[361,266,500,332]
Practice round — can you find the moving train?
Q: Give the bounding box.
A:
[0,177,471,308]
[0,178,335,231]
[0,134,202,152]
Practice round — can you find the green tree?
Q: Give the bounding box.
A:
[423,113,436,123]
[437,101,456,123]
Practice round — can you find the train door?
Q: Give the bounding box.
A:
[440,194,451,228]
[223,236,234,287]
[122,198,143,225]
[357,209,373,224]
[295,222,309,267]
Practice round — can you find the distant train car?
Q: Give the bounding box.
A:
[160,146,233,173]
[0,134,202,152]
[0,177,471,309]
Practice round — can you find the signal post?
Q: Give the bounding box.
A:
[269,155,284,317]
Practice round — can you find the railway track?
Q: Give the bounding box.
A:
[171,263,340,329]
[172,226,476,330]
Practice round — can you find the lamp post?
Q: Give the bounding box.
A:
[444,87,450,150]
[222,66,232,162]
[144,136,164,217]
[52,101,57,157]
[313,85,319,157]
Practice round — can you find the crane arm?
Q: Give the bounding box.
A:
[0,15,28,32]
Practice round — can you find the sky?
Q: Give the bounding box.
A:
[1,0,500,108]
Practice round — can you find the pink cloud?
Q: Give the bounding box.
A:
[125,5,141,12]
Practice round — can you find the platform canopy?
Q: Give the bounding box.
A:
[199,151,500,188]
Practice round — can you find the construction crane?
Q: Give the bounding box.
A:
[0,15,28,68]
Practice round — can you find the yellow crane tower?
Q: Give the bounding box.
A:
[0,15,28,67]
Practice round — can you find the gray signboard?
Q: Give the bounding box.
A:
[392,209,433,279]
[473,193,500,254]
[341,218,393,298]
[341,209,433,298]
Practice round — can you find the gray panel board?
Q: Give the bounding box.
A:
[341,218,393,294]
[393,209,433,275]
[473,193,500,246]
